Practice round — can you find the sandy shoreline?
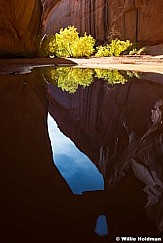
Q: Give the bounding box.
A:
[70,56,163,74]
[0,56,163,74]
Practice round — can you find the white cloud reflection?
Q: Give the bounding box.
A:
[47,114,104,195]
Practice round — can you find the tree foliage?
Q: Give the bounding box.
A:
[71,33,95,57]
[41,26,95,58]
[55,26,79,57]
[39,35,57,57]
[96,39,132,57]
[40,26,146,58]
[129,47,147,55]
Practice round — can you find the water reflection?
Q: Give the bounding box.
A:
[47,67,163,238]
[95,215,108,236]
[47,114,104,194]
[48,114,108,236]
[0,70,107,243]
[0,66,163,242]
[44,66,140,93]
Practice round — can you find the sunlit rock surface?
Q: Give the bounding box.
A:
[43,0,163,45]
[0,1,42,56]
[48,73,163,236]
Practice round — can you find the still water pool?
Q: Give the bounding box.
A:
[0,66,163,242]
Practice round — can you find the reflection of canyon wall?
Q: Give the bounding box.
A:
[48,75,163,234]
[0,1,42,56]
[48,77,163,172]
[0,70,82,242]
[0,70,109,242]
[44,0,163,45]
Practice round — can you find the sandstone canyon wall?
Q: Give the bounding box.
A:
[109,0,163,44]
[0,0,42,56]
[44,0,163,45]
[0,0,163,56]
[43,0,109,41]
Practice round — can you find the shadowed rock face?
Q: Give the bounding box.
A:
[43,0,110,41]
[43,0,163,45]
[41,0,58,23]
[0,0,42,56]
[48,74,163,236]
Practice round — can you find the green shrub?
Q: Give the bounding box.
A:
[96,39,132,57]
[129,47,147,55]
[40,27,147,59]
[41,26,95,58]
[71,33,95,57]
[55,26,79,57]
[95,45,110,57]
[39,34,57,57]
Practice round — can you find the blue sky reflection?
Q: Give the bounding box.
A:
[48,113,108,235]
[47,114,104,195]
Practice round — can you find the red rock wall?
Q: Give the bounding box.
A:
[1,0,162,56]
[0,0,42,56]
[43,0,109,41]
[43,0,163,45]
[109,0,163,44]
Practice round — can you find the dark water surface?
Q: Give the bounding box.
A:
[0,67,163,242]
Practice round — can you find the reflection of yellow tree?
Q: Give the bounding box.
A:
[50,68,140,93]
[51,68,94,93]
[95,69,127,85]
